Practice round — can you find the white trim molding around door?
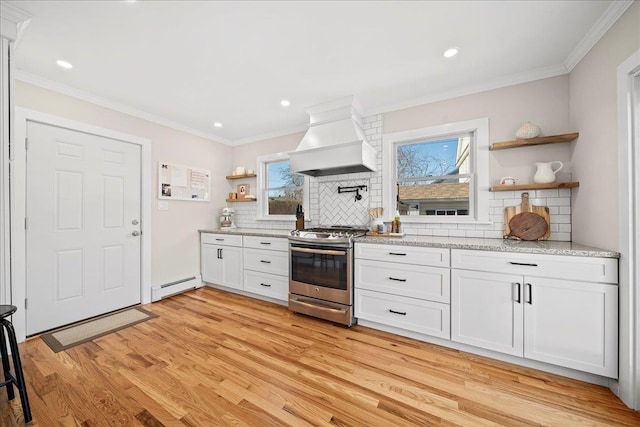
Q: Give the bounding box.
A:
[11,107,152,342]
[617,48,640,410]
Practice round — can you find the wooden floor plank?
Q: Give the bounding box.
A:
[2,286,638,427]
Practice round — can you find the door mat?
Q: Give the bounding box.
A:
[41,307,158,353]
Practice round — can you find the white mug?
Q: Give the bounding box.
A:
[235,166,245,175]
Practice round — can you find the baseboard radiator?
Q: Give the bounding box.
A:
[151,274,202,302]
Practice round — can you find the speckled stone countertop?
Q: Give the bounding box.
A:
[199,228,292,238]
[199,228,619,258]
[354,235,619,258]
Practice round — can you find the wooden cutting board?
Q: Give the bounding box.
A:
[504,192,551,240]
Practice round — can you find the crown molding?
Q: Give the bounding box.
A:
[15,71,231,145]
[364,63,568,117]
[0,2,31,41]
[564,0,634,72]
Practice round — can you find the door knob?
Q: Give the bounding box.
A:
[132,219,139,225]
[132,230,140,236]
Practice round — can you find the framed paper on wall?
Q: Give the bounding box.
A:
[158,162,210,201]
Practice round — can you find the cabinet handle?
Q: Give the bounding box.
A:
[512,282,521,303]
[509,261,538,267]
[260,260,272,264]
[219,248,223,259]
[215,238,224,241]
[260,283,271,287]
[260,242,271,245]
[388,252,407,256]
[526,283,532,304]
[388,277,407,282]
[389,309,407,316]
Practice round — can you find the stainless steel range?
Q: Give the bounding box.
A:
[288,226,368,326]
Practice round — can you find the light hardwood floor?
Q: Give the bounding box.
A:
[2,286,639,426]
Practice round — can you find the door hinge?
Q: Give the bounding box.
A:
[24,217,27,230]
[25,137,28,150]
[24,298,27,310]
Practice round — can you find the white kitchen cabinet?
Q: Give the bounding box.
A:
[201,233,243,290]
[355,243,451,338]
[451,249,618,378]
[242,236,288,301]
[451,269,523,356]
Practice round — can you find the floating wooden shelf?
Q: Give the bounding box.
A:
[226,174,256,180]
[225,198,257,202]
[490,182,580,192]
[490,132,579,151]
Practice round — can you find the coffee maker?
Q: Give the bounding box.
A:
[220,207,236,229]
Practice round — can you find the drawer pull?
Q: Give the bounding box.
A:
[389,309,407,316]
[525,283,532,304]
[260,283,272,287]
[260,242,271,245]
[260,260,272,264]
[509,261,538,267]
[388,252,407,256]
[388,277,407,282]
[215,238,224,241]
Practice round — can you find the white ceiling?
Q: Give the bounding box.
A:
[7,1,626,145]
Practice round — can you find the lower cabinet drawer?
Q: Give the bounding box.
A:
[243,270,288,301]
[355,289,450,339]
[355,259,450,303]
[244,248,288,276]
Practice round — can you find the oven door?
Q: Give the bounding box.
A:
[289,243,352,305]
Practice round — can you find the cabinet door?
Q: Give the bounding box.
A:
[524,278,618,378]
[220,245,243,290]
[451,269,524,357]
[201,244,223,284]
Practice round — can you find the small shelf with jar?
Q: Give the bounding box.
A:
[226,174,256,180]
[225,198,257,202]
[490,182,579,192]
[490,132,579,151]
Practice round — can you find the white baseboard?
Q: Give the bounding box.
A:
[151,274,203,302]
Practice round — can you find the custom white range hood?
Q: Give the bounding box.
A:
[289,96,377,177]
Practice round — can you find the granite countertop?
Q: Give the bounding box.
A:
[199,228,619,258]
[199,228,292,238]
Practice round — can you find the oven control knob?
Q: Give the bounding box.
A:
[315,287,320,292]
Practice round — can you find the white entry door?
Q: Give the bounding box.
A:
[26,121,142,335]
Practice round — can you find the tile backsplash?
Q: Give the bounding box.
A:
[231,113,572,241]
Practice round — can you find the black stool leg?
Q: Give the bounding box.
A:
[0,325,15,400]
[0,319,32,424]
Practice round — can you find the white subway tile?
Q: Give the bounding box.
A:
[550,232,571,241]
[432,229,449,237]
[551,214,571,224]
[546,197,571,206]
[466,230,485,238]
[484,230,504,239]
[449,230,466,237]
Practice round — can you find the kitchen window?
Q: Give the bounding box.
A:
[383,118,489,223]
[256,153,307,220]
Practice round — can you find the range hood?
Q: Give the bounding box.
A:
[289,96,377,177]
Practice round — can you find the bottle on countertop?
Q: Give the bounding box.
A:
[393,210,401,234]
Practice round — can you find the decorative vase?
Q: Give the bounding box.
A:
[515,121,541,139]
[533,161,563,184]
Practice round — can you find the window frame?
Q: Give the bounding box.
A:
[382,117,489,223]
[256,152,309,221]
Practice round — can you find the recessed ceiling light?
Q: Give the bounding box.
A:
[56,59,73,69]
[280,99,290,107]
[443,47,459,58]
[213,122,222,128]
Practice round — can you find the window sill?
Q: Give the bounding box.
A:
[256,215,298,222]
[396,217,493,225]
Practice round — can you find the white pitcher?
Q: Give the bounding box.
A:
[533,161,563,184]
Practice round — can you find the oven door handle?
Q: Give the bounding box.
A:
[290,247,346,256]
[289,297,348,314]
